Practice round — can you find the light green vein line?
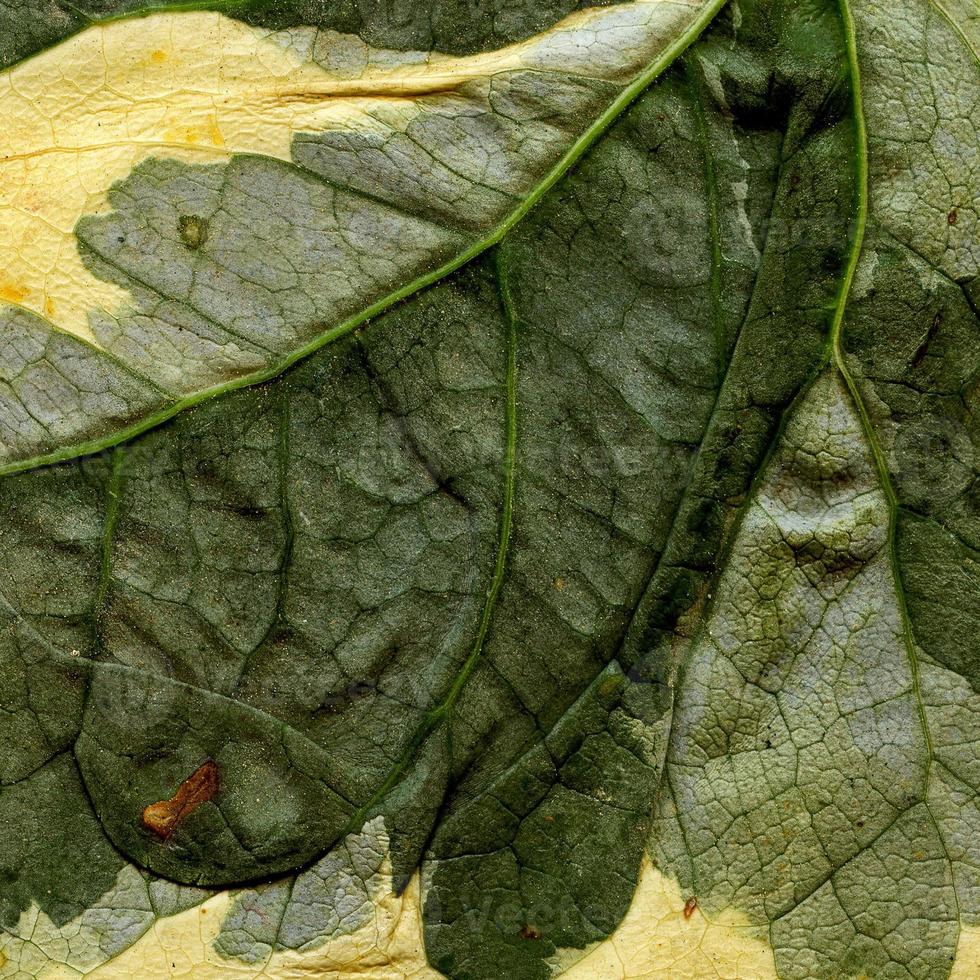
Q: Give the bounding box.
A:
[827,0,869,361]
[0,0,727,480]
[438,249,519,715]
[929,0,980,64]
[331,246,520,842]
[59,0,241,27]
[831,0,936,776]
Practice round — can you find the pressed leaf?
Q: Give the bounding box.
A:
[0,0,721,472]
[0,0,977,978]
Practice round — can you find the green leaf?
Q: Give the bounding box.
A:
[653,0,980,977]
[0,0,977,978]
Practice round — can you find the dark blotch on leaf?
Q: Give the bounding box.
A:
[644,568,700,637]
[178,214,209,250]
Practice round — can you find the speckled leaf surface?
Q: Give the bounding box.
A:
[0,0,977,978]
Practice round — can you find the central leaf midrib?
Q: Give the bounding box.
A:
[830,0,937,785]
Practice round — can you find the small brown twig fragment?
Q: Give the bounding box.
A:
[142,760,220,839]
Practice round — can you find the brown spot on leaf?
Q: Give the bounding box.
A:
[519,924,541,940]
[948,209,958,225]
[683,896,698,919]
[142,760,220,839]
[178,214,208,250]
